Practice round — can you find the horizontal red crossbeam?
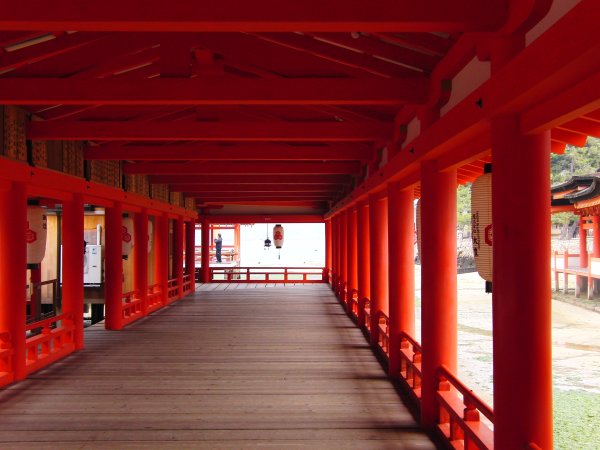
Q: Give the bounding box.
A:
[0,78,428,106]
[150,174,351,184]
[204,214,324,223]
[124,161,360,175]
[85,143,374,161]
[29,121,391,142]
[0,1,506,32]
[170,184,340,192]
[196,193,331,199]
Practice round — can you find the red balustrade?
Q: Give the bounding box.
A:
[147,284,163,313]
[210,267,325,283]
[121,290,144,327]
[183,274,193,294]
[436,364,494,450]
[0,332,14,388]
[398,331,422,400]
[362,298,371,334]
[167,278,180,303]
[348,289,359,319]
[25,314,74,376]
[377,312,389,357]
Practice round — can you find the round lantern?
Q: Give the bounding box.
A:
[273,224,284,249]
[26,206,47,264]
[147,219,154,254]
[471,172,492,282]
[122,216,134,258]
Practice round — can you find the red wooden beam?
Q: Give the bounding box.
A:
[85,143,374,161]
[0,78,428,106]
[150,174,351,184]
[204,214,324,223]
[29,121,392,142]
[195,193,331,199]
[125,161,360,175]
[0,1,507,32]
[170,183,340,192]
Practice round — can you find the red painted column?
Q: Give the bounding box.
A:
[347,206,358,302]
[325,219,332,283]
[340,210,348,301]
[357,200,371,326]
[62,193,85,349]
[0,182,27,380]
[154,214,169,305]
[185,219,196,286]
[387,182,415,376]
[368,193,388,345]
[579,217,589,295]
[174,217,184,298]
[420,161,457,428]
[593,216,600,258]
[134,209,149,315]
[492,117,552,449]
[332,215,340,292]
[104,202,123,330]
[200,218,210,283]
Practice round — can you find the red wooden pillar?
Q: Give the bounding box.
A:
[420,161,457,428]
[492,117,552,449]
[185,219,196,285]
[104,202,123,330]
[29,267,41,321]
[154,214,169,305]
[387,182,415,376]
[174,217,184,298]
[325,219,332,283]
[594,216,600,258]
[134,209,149,315]
[201,218,210,283]
[340,210,348,300]
[579,218,589,295]
[368,193,388,346]
[347,206,358,304]
[62,193,85,349]
[357,200,371,326]
[0,182,27,380]
[332,215,340,291]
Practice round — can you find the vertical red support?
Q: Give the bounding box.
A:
[0,182,27,380]
[134,209,149,315]
[357,200,371,326]
[420,161,457,428]
[593,216,600,258]
[340,210,348,300]
[492,117,552,450]
[325,219,332,283]
[333,215,340,290]
[174,217,184,298]
[185,219,196,284]
[368,193,388,345]
[154,214,169,305]
[201,218,210,283]
[29,267,41,320]
[579,218,589,267]
[104,202,123,330]
[347,206,358,303]
[387,182,415,376]
[62,194,85,349]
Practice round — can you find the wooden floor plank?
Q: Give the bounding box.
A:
[0,285,437,449]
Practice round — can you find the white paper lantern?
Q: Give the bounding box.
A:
[471,173,493,282]
[273,224,284,249]
[415,200,421,262]
[26,206,47,264]
[147,219,154,253]
[122,216,134,257]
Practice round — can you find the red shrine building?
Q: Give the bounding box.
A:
[0,1,599,448]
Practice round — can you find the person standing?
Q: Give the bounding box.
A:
[214,233,223,263]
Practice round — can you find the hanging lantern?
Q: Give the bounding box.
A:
[264,224,271,249]
[147,219,154,254]
[273,224,284,249]
[122,216,134,258]
[26,206,47,265]
[471,170,492,282]
[415,200,421,262]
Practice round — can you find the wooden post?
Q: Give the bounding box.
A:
[154,213,169,305]
[134,209,149,315]
[104,202,123,330]
[368,193,388,346]
[492,117,552,449]
[357,200,370,326]
[340,209,348,301]
[174,217,184,298]
[201,218,210,283]
[325,219,332,283]
[347,206,358,308]
[62,193,85,348]
[185,219,196,287]
[420,161,457,428]
[0,182,27,380]
[578,217,588,296]
[387,182,415,376]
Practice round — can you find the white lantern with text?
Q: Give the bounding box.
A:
[26,206,47,265]
[471,172,493,282]
[273,224,284,249]
[122,216,134,258]
[147,219,154,253]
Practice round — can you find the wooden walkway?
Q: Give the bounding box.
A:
[0,285,437,449]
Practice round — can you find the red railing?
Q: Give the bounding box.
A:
[0,332,14,388]
[121,290,144,327]
[436,365,494,450]
[348,289,359,319]
[377,312,389,357]
[25,313,74,376]
[183,274,193,294]
[210,267,325,283]
[398,331,422,400]
[147,284,163,313]
[167,278,179,302]
[362,298,371,334]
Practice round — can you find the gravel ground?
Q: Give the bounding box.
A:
[413,266,600,449]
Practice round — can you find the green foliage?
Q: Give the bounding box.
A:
[457,183,472,228]
[551,137,600,184]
